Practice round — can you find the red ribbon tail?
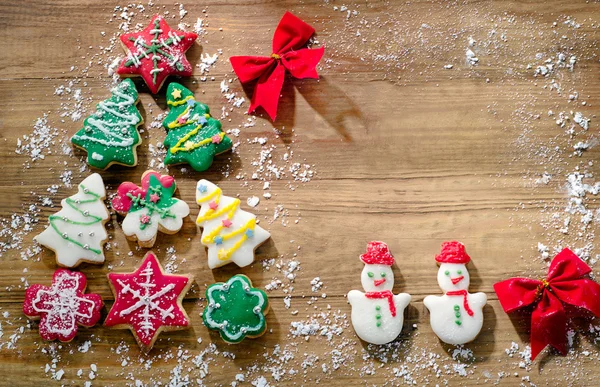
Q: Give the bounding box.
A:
[248,62,286,121]
[530,292,567,360]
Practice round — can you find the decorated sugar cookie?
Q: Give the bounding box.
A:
[162,83,233,172]
[34,173,110,267]
[423,241,487,345]
[112,171,190,248]
[203,274,269,344]
[196,180,271,269]
[117,14,197,94]
[347,241,411,345]
[70,79,143,169]
[105,251,193,352]
[23,269,103,342]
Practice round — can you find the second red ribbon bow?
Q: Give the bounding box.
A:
[494,248,600,360]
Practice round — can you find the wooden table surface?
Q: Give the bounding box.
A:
[2,0,600,385]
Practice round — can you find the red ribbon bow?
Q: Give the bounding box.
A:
[229,12,325,121]
[494,248,600,360]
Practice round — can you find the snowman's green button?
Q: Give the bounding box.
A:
[376,321,382,327]
[453,305,460,311]
[455,320,462,326]
[375,305,381,311]
[376,314,382,319]
[455,312,461,318]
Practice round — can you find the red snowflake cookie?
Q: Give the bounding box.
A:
[117,14,197,94]
[104,251,193,352]
[23,269,103,342]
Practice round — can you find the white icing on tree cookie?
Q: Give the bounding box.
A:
[348,241,411,345]
[34,173,109,267]
[195,180,271,269]
[423,241,487,345]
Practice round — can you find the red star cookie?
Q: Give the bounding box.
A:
[23,269,103,342]
[105,251,193,351]
[117,14,197,94]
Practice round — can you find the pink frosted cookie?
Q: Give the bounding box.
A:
[104,251,193,352]
[112,170,190,248]
[23,269,103,342]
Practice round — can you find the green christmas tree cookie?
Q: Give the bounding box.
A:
[203,274,269,344]
[71,79,143,170]
[162,83,233,172]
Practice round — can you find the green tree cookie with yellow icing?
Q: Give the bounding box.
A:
[203,274,269,344]
[71,79,143,170]
[162,83,232,171]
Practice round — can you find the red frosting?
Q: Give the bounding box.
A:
[360,241,395,266]
[117,15,197,94]
[105,251,191,349]
[435,241,470,264]
[112,171,174,212]
[23,269,103,342]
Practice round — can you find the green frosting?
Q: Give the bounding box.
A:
[71,79,142,169]
[162,82,233,172]
[203,275,269,343]
[127,174,179,229]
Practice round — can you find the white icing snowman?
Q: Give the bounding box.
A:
[423,241,487,345]
[348,241,411,345]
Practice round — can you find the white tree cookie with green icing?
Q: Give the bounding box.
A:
[34,173,110,268]
[70,79,143,170]
[196,180,271,269]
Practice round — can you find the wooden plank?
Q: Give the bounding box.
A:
[2,0,600,385]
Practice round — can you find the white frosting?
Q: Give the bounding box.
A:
[35,173,109,267]
[31,271,96,336]
[423,263,487,345]
[121,199,189,245]
[348,263,411,345]
[196,180,271,269]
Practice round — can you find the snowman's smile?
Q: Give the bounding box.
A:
[450,276,464,285]
[373,279,386,287]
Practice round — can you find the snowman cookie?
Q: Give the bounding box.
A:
[112,171,190,248]
[423,241,487,345]
[348,241,411,345]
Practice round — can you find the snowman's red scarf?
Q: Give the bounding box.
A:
[365,291,396,317]
[446,290,474,316]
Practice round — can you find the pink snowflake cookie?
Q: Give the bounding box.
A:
[23,269,103,342]
[104,251,193,352]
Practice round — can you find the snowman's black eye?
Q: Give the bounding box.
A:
[444,270,450,276]
[381,272,386,277]
[368,272,374,278]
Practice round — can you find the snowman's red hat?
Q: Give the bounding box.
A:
[360,241,394,266]
[435,241,470,264]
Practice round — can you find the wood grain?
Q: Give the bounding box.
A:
[2,0,600,385]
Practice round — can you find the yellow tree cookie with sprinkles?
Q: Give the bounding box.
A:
[196,180,271,269]
[162,83,233,172]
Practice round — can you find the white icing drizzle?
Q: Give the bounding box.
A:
[116,261,176,334]
[150,68,164,75]
[168,31,182,44]
[127,50,141,67]
[150,28,163,34]
[31,271,96,336]
[71,82,139,148]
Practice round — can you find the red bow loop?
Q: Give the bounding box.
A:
[494,248,600,360]
[229,12,324,120]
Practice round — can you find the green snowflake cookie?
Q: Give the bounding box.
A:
[203,274,269,344]
[71,79,143,170]
[162,83,233,172]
